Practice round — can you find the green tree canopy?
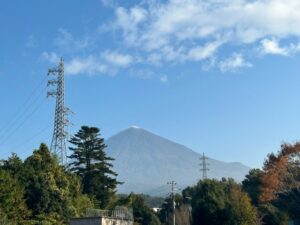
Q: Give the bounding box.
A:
[0,126,123,224]
[184,179,258,225]
[16,144,92,224]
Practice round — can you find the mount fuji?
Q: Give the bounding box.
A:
[106,126,250,195]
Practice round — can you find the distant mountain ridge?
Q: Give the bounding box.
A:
[106,126,250,195]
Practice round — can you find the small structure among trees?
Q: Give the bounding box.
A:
[70,207,134,225]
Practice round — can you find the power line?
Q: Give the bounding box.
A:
[0,76,47,140]
[0,97,47,147]
[8,123,52,153]
[3,133,53,160]
[17,134,52,158]
[199,153,209,180]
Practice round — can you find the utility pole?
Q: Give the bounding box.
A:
[167,181,176,225]
[199,153,209,180]
[47,58,69,165]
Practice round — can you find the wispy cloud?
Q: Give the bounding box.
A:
[259,38,300,56]
[42,49,134,76]
[114,0,300,47]
[54,29,90,52]
[109,0,300,69]
[101,51,133,67]
[260,39,289,56]
[114,6,148,46]
[64,56,109,75]
[41,52,60,64]
[219,53,252,72]
[42,0,300,79]
[187,41,223,62]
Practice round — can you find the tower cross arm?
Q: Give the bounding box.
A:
[47,80,58,86]
[48,68,60,75]
[47,91,57,98]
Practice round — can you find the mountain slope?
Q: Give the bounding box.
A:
[106,126,250,195]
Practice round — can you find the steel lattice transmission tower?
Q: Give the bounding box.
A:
[200,153,209,180]
[47,58,69,165]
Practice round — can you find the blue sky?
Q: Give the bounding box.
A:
[1,0,300,168]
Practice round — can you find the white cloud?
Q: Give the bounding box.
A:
[114,6,148,46]
[219,53,252,72]
[39,48,136,76]
[63,51,134,75]
[144,40,222,65]
[111,0,300,66]
[65,56,108,75]
[101,51,133,67]
[260,38,289,56]
[146,0,300,44]
[259,38,300,56]
[43,0,300,78]
[187,41,223,61]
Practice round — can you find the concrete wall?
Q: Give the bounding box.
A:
[70,217,133,225]
[70,217,101,225]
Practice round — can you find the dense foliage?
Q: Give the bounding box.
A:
[182,179,258,225]
[0,144,93,224]
[250,142,300,224]
[139,194,165,208]
[171,142,300,225]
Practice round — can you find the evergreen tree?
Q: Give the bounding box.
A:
[68,126,120,208]
[0,153,23,177]
[242,169,262,206]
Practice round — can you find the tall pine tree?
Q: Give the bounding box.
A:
[68,126,120,208]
